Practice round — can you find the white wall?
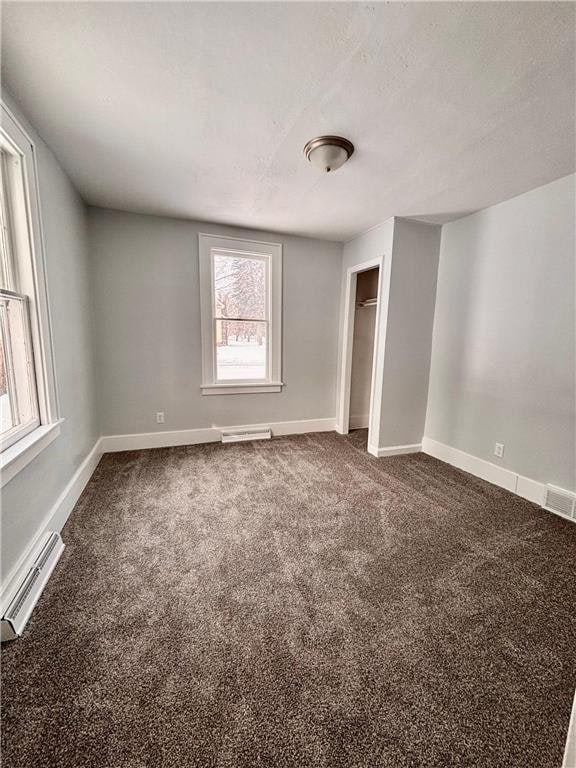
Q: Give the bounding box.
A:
[88,208,342,436]
[425,174,575,491]
[1,96,99,582]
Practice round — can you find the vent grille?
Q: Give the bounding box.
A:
[221,428,272,444]
[543,486,575,519]
[5,569,40,621]
[35,533,60,571]
[1,532,64,641]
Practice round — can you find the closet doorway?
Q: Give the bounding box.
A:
[349,267,379,430]
[336,256,383,453]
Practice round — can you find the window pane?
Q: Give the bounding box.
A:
[0,292,38,443]
[0,324,14,433]
[213,253,266,320]
[216,320,267,380]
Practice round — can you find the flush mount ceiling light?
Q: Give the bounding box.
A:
[303,135,354,173]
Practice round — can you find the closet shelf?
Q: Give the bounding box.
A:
[357,298,378,308]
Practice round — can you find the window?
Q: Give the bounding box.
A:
[1,103,59,484]
[1,152,39,449]
[199,234,282,395]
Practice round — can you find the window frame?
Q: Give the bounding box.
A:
[198,233,282,395]
[0,101,60,486]
[0,288,40,450]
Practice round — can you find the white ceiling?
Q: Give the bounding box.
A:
[2,2,574,241]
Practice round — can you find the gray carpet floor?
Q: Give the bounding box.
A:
[2,430,575,767]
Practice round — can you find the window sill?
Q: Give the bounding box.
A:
[201,382,284,396]
[1,420,63,488]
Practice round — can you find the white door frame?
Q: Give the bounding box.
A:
[336,256,384,452]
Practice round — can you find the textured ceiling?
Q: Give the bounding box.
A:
[1,2,574,241]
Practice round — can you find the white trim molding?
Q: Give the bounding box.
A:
[368,442,421,458]
[422,437,574,523]
[1,420,62,488]
[515,474,545,505]
[201,382,283,395]
[422,437,517,491]
[0,438,103,615]
[100,418,335,453]
[101,427,216,453]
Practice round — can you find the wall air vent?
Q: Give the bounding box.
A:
[543,485,576,520]
[221,428,272,444]
[1,532,64,642]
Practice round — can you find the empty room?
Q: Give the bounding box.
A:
[0,2,575,766]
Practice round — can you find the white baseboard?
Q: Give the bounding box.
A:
[421,437,517,492]
[515,474,545,505]
[368,442,421,458]
[101,427,215,452]
[1,438,103,615]
[421,437,575,522]
[100,418,336,453]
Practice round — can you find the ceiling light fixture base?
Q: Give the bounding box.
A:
[303,135,354,173]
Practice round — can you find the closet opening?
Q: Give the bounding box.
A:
[336,255,383,454]
[349,266,379,431]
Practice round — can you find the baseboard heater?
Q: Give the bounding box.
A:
[221,427,272,444]
[1,532,64,642]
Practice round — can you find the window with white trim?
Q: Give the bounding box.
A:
[198,234,282,395]
[1,104,59,481]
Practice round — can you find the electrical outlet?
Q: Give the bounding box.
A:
[494,442,504,458]
[156,412,165,424]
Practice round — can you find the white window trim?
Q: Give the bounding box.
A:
[0,101,61,487]
[198,233,282,395]
[0,289,40,450]
[1,421,62,487]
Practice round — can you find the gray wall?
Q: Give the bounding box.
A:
[88,208,342,435]
[342,219,395,274]
[380,219,441,447]
[340,217,440,451]
[1,96,99,581]
[339,218,395,442]
[425,174,575,491]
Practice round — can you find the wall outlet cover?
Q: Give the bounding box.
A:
[156,412,165,424]
[494,442,504,458]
